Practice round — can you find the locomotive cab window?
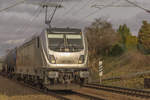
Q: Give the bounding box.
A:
[66,34,83,50]
[48,33,84,52]
[48,34,64,51]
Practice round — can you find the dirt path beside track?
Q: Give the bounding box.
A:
[0,76,58,100]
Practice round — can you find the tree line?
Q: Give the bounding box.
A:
[85,18,150,59]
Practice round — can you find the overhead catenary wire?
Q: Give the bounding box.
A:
[72,0,93,15]
[69,0,122,27]
[125,0,150,13]
[48,5,59,26]
[55,0,83,25]
[16,0,45,35]
[75,0,121,23]
[92,4,135,7]
[16,6,43,34]
[23,7,43,34]
[48,0,63,26]
[0,0,26,13]
[45,0,63,28]
[2,0,150,31]
[88,0,150,20]
[91,0,150,13]
[56,0,94,26]
[62,1,82,16]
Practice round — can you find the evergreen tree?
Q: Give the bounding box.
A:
[126,35,137,49]
[117,24,137,50]
[138,20,150,54]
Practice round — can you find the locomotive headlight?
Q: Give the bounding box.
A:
[78,55,85,64]
[48,71,59,78]
[49,55,56,64]
[80,71,89,78]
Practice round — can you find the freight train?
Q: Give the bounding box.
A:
[2,27,89,90]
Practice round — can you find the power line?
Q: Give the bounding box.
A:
[72,0,93,15]
[62,0,84,17]
[16,0,45,34]
[45,0,63,27]
[13,0,62,30]
[92,4,135,7]
[82,0,121,20]
[91,0,150,13]
[51,0,75,25]
[125,0,150,13]
[56,0,93,26]
[49,0,63,25]
[68,0,121,27]
[16,6,43,34]
[24,8,43,34]
[0,0,26,13]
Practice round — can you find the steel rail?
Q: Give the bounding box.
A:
[84,83,150,99]
[42,88,105,100]
[71,91,105,100]
[19,82,71,100]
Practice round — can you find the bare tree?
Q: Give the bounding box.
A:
[85,18,120,57]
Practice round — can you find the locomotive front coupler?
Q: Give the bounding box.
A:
[46,68,89,84]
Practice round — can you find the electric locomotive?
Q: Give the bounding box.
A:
[14,27,89,90]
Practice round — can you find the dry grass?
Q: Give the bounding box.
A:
[94,50,150,89]
[0,76,58,100]
[104,50,150,78]
[0,94,8,100]
[0,94,58,100]
[103,77,144,89]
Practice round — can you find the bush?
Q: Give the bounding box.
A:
[109,44,124,56]
[137,44,150,55]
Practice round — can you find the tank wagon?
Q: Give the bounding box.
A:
[3,28,89,90]
[2,49,16,74]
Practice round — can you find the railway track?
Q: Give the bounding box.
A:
[0,73,104,100]
[25,85,104,100]
[0,73,69,100]
[19,82,70,100]
[71,91,105,100]
[52,90,105,100]
[83,83,150,99]
[0,72,147,100]
[19,83,105,100]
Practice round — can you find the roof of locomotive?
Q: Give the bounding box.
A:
[17,27,82,49]
[47,27,82,33]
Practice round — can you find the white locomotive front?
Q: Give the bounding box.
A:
[15,28,89,90]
